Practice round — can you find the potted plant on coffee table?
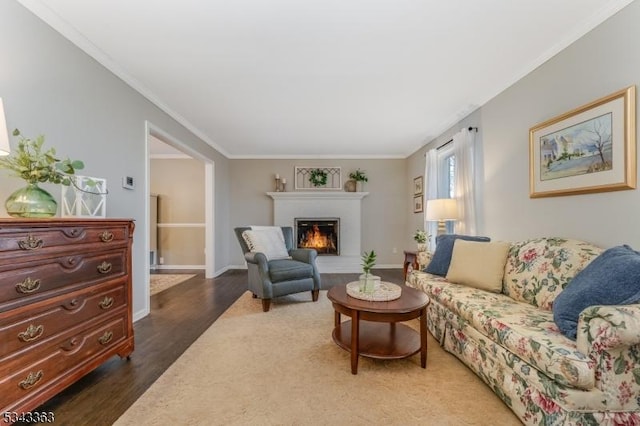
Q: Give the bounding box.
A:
[359,250,380,294]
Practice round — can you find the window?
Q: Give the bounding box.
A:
[446,155,456,198]
[437,145,456,233]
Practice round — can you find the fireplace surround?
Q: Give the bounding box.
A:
[267,191,368,272]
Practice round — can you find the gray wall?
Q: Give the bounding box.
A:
[481,1,640,248]
[407,1,640,250]
[406,109,484,244]
[4,0,639,323]
[229,159,408,266]
[0,1,231,319]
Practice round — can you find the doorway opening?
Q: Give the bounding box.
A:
[144,122,215,318]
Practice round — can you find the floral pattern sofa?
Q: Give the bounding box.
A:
[406,237,640,425]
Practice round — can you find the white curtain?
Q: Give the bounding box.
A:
[452,128,477,234]
[424,149,438,251]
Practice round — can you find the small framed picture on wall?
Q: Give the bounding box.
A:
[413,176,423,195]
[413,195,423,213]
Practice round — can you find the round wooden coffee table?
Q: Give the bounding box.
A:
[327,282,429,374]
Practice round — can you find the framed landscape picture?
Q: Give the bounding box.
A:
[413,176,423,195]
[529,86,636,198]
[413,195,423,213]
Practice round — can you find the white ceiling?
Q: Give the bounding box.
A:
[18,0,635,158]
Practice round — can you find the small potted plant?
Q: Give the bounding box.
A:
[359,250,380,294]
[413,229,430,252]
[0,129,85,217]
[349,169,368,192]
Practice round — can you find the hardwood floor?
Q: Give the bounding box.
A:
[21,268,403,425]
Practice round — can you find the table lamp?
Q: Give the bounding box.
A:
[426,198,458,236]
[0,98,10,156]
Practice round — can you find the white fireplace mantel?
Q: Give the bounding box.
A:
[266,192,369,200]
[267,191,369,272]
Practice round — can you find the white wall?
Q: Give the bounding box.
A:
[0,1,231,319]
[408,1,640,250]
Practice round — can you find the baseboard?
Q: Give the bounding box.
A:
[375,264,403,269]
[154,265,205,270]
[133,307,150,322]
[225,263,401,273]
[214,265,235,276]
[227,264,248,270]
[153,265,235,277]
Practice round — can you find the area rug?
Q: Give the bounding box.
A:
[149,274,196,296]
[114,291,520,425]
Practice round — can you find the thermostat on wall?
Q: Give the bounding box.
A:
[122,176,135,190]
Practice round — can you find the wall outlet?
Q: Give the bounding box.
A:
[159,257,164,265]
[392,247,397,254]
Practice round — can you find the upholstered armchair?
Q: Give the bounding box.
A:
[234,226,321,312]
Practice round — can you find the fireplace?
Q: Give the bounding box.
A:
[295,218,339,255]
[269,192,368,272]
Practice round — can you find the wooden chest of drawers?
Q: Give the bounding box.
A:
[0,218,135,418]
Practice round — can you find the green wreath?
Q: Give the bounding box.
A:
[309,168,328,187]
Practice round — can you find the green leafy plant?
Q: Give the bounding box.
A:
[413,229,430,244]
[349,169,368,182]
[309,168,328,187]
[361,250,377,275]
[0,129,84,186]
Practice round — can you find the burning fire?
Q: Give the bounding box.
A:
[300,225,336,251]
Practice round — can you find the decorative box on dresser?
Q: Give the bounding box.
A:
[0,219,135,421]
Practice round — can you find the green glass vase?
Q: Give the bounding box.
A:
[5,183,58,218]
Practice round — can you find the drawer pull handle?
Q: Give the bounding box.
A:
[19,370,44,390]
[18,234,44,251]
[100,231,114,242]
[97,261,112,274]
[18,324,44,342]
[98,331,113,345]
[16,277,41,294]
[99,296,114,309]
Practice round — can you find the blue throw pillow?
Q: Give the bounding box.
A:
[553,245,640,340]
[425,234,491,276]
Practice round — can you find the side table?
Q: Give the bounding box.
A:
[403,250,419,281]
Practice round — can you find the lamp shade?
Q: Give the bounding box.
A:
[425,198,458,221]
[0,98,10,156]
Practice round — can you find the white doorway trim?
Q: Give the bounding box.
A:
[143,122,215,315]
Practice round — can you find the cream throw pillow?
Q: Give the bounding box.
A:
[242,229,291,261]
[446,240,511,293]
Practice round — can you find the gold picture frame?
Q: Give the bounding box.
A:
[529,86,636,198]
